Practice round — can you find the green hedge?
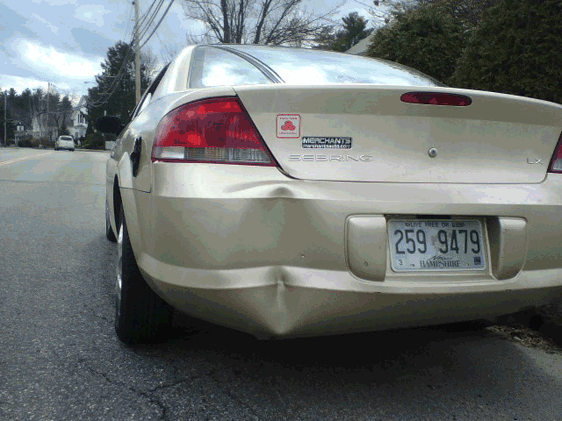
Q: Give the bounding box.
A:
[367,5,467,84]
[82,133,105,150]
[17,136,40,148]
[450,0,562,104]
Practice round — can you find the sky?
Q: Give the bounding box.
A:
[0,0,370,100]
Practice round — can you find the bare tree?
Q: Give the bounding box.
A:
[141,48,161,79]
[30,89,47,141]
[181,0,340,46]
[52,95,73,135]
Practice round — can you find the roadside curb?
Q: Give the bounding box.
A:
[7,146,109,153]
[75,149,110,153]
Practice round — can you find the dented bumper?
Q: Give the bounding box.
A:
[120,164,562,338]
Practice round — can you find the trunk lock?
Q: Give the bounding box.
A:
[428,147,438,158]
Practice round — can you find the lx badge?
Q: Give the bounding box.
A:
[527,158,543,165]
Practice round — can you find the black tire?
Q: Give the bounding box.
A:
[105,198,117,242]
[115,204,172,344]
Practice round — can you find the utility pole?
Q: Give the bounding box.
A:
[46,82,50,146]
[134,0,141,104]
[3,92,6,147]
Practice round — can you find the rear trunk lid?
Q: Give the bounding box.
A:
[234,85,562,184]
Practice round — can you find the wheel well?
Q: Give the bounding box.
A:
[113,176,122,229]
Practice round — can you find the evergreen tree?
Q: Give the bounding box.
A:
[372,0,498,32]
[0,90,15,145]
[367,4,466,83]
[315,12,373,52]
[334,12,373,52]
[87,41,153,129]
[58,96,73,135]
[451,0,562,104]
[12,88,33,129]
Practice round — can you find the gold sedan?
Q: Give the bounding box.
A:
[99,45,562,344]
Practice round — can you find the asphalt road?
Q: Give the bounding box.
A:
[2,147,562,420]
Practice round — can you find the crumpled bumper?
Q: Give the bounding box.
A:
[138,256,562,339]
[120,165,562,339]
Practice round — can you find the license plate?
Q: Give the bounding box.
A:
[388,219,486,272]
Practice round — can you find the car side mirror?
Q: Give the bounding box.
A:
[96,116,125,134]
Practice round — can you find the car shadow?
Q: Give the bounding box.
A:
[123,317,562,419]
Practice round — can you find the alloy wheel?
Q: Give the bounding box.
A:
[116,219,124,320]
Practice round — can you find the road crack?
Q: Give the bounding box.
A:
[208,369,260,420]
[80,358,218,421]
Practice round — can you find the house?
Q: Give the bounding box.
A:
[14,123,26,145]
[68,96,88,140]
[346,33,375,56]
[30,113,50,141]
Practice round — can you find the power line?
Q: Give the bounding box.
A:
[137,0,166,42]
[138,0,175,50]
[85,0,147,107]
[123,2,135,42]
[86,40,136,108]
[136,0,161,35]
[87,0,175,109]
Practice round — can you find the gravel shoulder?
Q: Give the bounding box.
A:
[487,301,562,354]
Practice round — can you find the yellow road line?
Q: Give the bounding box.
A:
[0,152,54,168]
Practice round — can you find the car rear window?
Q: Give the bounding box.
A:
[190,47,272,88]
[227,45,442,87]
[60,136,73,141]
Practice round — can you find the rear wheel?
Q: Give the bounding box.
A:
[105,198,117,242]
[115,204,172,344]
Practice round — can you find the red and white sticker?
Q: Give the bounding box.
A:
[276,114,300,138]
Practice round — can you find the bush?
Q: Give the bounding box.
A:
[367,4,467,84]
[82,132,105,150]
[35,137,54,149]
[17,136,40,148]
[451,0,562,104]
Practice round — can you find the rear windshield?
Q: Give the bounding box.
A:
[190,47,272,88]
[59,136,73,141]
[191,46,441,88]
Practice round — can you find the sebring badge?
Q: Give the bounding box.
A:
[289,154,373,162]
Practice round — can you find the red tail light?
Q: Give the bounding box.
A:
[548,132,562,173]
[401,92,472,106]
[152,97,276,166]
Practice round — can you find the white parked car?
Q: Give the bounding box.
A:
[55,135,75,151]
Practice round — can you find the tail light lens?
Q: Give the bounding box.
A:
[401,92,472,106]
[152,97,276,166]
[548,132,562,173]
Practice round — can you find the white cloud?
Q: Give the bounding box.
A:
[31,13,59,35]
[11,39,102,80]
[0,74,48,93]
[74,4,111,27]
[32,0,77,4]
[0,72,91,98]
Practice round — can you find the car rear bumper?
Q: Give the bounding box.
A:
[121,164,562,338]
[138,257,562,339]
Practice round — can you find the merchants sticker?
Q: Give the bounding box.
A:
[277,114,300,138]
[301,137,352,149]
